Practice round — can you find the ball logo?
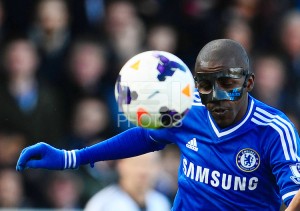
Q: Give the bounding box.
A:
[236,148,260,172]
[154,53,187,81]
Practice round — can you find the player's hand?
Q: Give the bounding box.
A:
[16,142,65,171]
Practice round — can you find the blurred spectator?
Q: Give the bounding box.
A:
[0,168,31,208]
[65,96,113,149]
[170,0,223,68]
[156,144,180,203]
[102,0,146,83]
[279,10,300,77]
[251,54,292,111]
[43,171,84,209]
[223,18,253,54]
[63,36,125,133]
[78,154,118,206]
[224,0,261,22]
[279,10,300,116]
[84,152,171,211]
[64,37,108,105]
[132,0,163,25]
[69,0,105,35]
[63,96,118,202]
[0,0,5,43]
[223,0,293,51]
[145,23,178,53]
[0,127,26,167]
[28,0,72,86]
[62,37,117,126]
[0,37,65,146]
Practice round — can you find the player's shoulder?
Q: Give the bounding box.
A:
[252,96,290,120]
[192,89,204,107]
[182,89,207,121]
[250,96,297,133]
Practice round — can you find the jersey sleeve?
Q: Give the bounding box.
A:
[148,127,177,144]
[268,121,300,206]
[76,127,167,167]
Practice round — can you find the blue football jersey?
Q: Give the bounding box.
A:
[149,91,300,210]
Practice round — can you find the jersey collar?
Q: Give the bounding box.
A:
[207,96,254,138]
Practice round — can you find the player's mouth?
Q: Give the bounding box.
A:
[211,107,228,116]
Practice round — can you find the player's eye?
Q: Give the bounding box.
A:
[197,80,212,94]
[218,77,238,89]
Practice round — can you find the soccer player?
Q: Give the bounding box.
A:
[16,39,300,210]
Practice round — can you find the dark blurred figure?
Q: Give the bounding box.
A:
[0,0,6,43]
[222,0,292,52]
[223,18,253,55]
[0,37,65,146]
[132,0,164,25]
[63,37,108,106]
[156,144,180,203]
[28,0,72,86]
[0,127,26,168]
[2,0,35,34]
[64,96,113,149]
[69,0,105,35]
[84,152,171,211]
[145,23,178,54]
[164,0,223,68]
[278,10,300,117]
[101,0,146,83]
[63,37,125,133]
[43,171,84,209]
[251,54,293,112]
[64,96,118,202]
[0,168,32,208]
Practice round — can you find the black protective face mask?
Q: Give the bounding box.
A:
[194,68,250,104]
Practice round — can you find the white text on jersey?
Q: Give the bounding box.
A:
[183,158,258,191]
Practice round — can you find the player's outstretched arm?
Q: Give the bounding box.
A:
[286,189,300,211]
[16,127,166,171]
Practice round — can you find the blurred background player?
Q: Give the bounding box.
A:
[84,151,171,211]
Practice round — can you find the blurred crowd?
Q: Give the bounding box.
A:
[0,0,300,210]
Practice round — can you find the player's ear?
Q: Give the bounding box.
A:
[245,73,255,92]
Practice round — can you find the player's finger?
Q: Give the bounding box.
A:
[16,163,25,171]
[24,159,44,169]
[16,147,30,171]
[16,144,43,171]
[19,146,30,156]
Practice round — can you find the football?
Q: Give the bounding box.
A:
[115,50,195,129]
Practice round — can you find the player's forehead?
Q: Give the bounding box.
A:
[194,39,249,74]
[196,59,239,73]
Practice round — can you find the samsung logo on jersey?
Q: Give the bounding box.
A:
[183,158,258,191]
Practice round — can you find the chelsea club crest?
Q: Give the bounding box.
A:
[236,148,260,172]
